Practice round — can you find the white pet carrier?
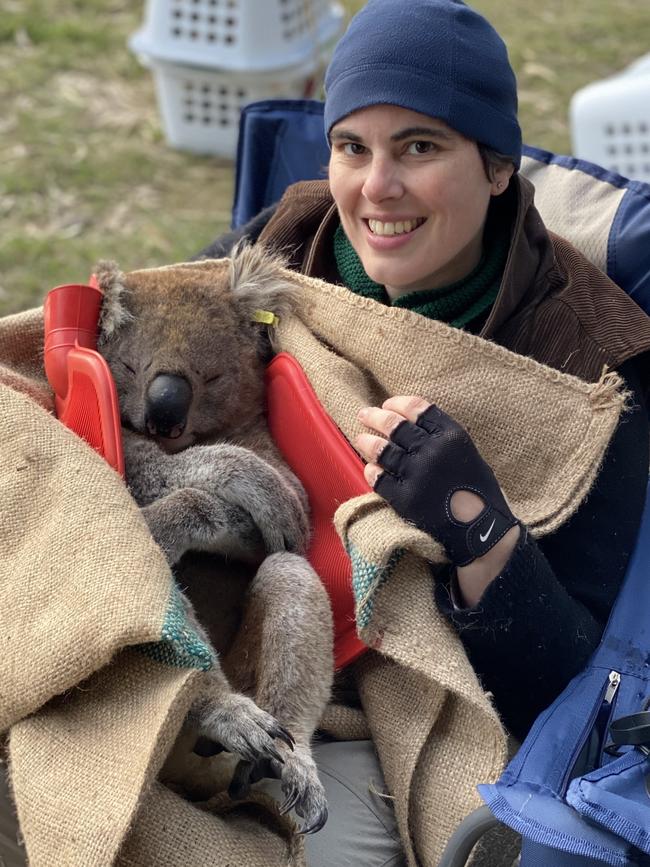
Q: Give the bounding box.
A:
[130,0,344,72]
[570,60,650,183]
[150,55,320,157]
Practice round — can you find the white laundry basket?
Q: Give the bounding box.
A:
[151,56,320,157]
[130,0,344,71]
[570,66,650,183]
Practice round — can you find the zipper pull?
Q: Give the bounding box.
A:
[604,670,621,705]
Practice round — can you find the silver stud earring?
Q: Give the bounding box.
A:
[496,181,504,189]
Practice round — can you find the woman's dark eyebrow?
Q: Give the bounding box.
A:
[329,129,363,143]
[329,126,453,144]
[391,126,453,142]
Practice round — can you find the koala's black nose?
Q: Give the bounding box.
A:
[145,374,193,439]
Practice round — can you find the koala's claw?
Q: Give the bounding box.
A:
[266,742,286,765]
[279,789,301,815]
[228,759,256,800]
[280,778,329,835]
[298,805,329,836]
[273,723,296,750]
[228,745,329,834]
[228,755,279,801]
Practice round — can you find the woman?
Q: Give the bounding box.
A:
[202,0,650,738]
[195,0,650,862]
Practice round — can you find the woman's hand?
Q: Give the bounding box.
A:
[355,396,521,606]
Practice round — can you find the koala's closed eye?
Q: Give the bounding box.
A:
[120,360,136,375]
[203,373,223,384]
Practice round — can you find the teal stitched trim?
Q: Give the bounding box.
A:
[137,583,215,671]
[348,542,404,629]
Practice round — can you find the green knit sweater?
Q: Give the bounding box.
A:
[333,219,510,331]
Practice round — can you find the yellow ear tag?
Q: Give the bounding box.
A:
[252,309,280,327]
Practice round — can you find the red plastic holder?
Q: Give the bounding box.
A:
[44,282,125,477]
[43,284,368,667]
[266,352,371,670]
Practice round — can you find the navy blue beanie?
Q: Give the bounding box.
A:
[324,0,522,168]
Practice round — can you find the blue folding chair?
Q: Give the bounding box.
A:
[232,99,331,231]
[232,99,650,867]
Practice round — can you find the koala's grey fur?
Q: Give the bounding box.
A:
[95,243,333,833]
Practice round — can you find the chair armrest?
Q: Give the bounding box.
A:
[438,805,502,867]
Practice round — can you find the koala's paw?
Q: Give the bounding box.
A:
[195,693,296,766]
[243,482,309,555]
[214,450,310,554]
[276,746,328,835]
[229,746,328,835]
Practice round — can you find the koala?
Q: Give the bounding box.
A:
[95,243,334,834]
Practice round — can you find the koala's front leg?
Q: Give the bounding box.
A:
[141,488,265,566]
[225,552,334,834]
[123,431,265,564]
[121,428,172,506]
[180,592,296,765]
[174,444,311,555]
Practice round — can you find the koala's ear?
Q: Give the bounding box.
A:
[94,260,133,345]
[228,240,297,324]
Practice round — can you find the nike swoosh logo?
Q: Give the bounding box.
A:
[479,519,496,543]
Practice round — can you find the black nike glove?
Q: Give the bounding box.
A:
[374,404,519,566]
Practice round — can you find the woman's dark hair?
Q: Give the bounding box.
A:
[477,143,518,181]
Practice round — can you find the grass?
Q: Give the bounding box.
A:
[2,0,649,315]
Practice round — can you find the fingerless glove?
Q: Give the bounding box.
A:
[374,404,519,565]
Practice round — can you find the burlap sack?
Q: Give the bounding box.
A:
[270,267,625,866]
[0,308,304,867]
[0,259,626,867]
[116,785,303,866]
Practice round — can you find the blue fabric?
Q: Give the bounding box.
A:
[520,840,615,866]
[610,182,650,313]
[231,99,329,230]
[567,751,650,855]
[322,0,522,165]
[480,482,650,866]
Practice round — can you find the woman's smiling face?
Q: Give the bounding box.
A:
[328,104,512,299]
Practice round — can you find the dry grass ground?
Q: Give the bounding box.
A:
[2,0,649,314]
